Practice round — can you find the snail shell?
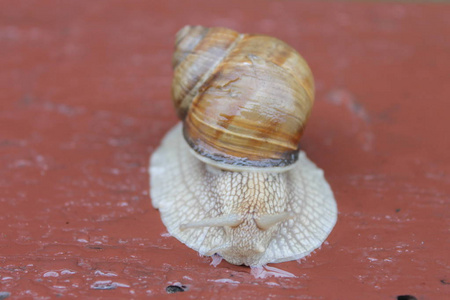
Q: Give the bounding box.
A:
[150,26,337,267]
[172,26,314,169]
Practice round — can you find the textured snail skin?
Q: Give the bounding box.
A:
[150,26,337,267]
[150,124,337,266]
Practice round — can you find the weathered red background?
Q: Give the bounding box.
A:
[1,0,449,299]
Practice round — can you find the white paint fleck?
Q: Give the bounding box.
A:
[1,277,13,281]
[43,271,59,277]
[94,270,118,277]
[208,278,240,284]
[52,285,67,290]
[91,280,130,289]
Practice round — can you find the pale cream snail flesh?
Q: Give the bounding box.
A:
[150,26,337,267]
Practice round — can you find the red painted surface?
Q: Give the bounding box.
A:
[1,1,449,299]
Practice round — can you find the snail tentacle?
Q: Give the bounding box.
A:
[180,214,243,230]
[255,212,295,231]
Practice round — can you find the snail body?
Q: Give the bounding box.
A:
[150,26,337,266]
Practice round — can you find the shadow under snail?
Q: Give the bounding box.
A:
[150,25,337,267]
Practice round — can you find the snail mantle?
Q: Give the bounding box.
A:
[149,26,337,267]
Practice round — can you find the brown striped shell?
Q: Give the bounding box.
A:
[172,25,314,169]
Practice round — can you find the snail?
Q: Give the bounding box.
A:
[150,26,337,267]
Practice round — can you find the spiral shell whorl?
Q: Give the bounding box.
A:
[172,26,315,169]
[172,26,240,119]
